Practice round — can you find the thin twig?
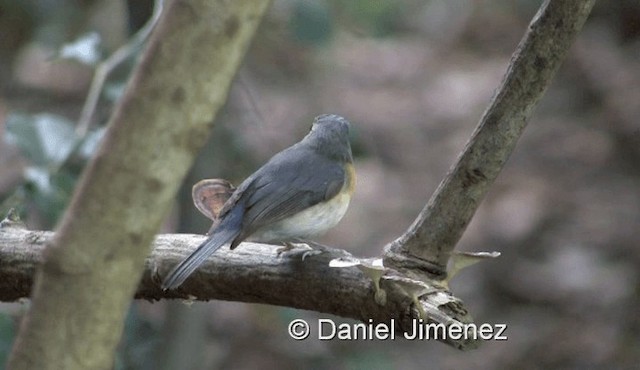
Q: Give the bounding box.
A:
[75,0,164,137]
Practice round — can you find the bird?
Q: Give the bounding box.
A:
[162,114,355,290]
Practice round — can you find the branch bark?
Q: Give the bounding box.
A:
[384,0,597,276]
[0,224,478,350]
[7,1,272,369]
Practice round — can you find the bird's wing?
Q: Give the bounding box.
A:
[238,147,346,234]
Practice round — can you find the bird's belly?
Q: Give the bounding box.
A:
[247,192,351,243]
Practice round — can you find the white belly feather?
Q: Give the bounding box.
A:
[247,191,351,243]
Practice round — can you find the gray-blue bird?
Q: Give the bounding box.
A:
[162,114,355,290]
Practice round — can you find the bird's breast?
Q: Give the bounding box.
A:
[247,185,352,243]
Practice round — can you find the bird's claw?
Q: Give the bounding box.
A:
[276,241,310,257]
[276,241,327,260]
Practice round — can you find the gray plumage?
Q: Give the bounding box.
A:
[162,114,353,290]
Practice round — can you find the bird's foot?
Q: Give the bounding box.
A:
[276,240,327,260]
[276,241,307,256]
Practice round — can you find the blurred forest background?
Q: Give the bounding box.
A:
[1,0,639,369]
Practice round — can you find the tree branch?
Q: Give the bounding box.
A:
[0,224,478,351]
[384,0,597,275]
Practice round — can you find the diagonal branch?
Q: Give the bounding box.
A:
[7,1,272,369]
[384,0,597,276]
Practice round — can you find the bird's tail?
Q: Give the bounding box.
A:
[162,206,243,290]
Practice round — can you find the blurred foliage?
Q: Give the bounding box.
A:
[286,0,404,48]
[2,113,104,226]
[0,314,15,368]
[332,0,402,37]
[0,2,36,57]
[5,113,76,168]
[57,32,104,66]
[290,0,333,45]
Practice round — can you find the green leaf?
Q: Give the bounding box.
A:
[26,167,77,224]
[58,32,103,66]
[5,113,78,167]
[23,166,53,194]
